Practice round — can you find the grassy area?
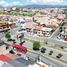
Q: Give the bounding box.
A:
[21,38,39,43]
[22,38,33,42]
[22,11,36,16]
[21,38,29,41]
[13,35,34,42]
[0,10,36,16]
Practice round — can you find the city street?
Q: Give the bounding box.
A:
[0,6,67,67]
[1,35,67,67]
[48,25,67,47]
[0,24,67,67]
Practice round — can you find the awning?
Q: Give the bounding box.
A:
[12,44,27,51]
[41,27,52,32]
[0,55,11,62]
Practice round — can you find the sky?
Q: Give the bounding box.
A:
[0,0,67,7]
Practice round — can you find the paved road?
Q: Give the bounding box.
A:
[49,22,67,47]
[48,37,67,47]
[7,25,48,43]
[48,25,67,47]
[21,29,67,47]
[24,32,67,47]
[19,39,67,67]
[24,33,48,42]
[27,50,67,67]
[50,26,60,38]
[1,22,67,47]
[1,28,67,67]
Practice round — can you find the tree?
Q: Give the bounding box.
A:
[45,41,48,44]
[5,33,11,39]
[33,41,40,50]
[51,29,55,33]
[61,22,65,26]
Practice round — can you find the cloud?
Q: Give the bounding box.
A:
[30,0,65,5]
[10,1,23,6]
[0,1,9,7]
[0,0,67,7]
[0,0,23,7]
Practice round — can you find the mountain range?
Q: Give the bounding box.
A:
[0,4,67,8]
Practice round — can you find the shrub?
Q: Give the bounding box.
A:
[51,29,55,33]
[33,41,40,50]
[61,22,65,26]
[5,33,11,38]
[45,41,48,44]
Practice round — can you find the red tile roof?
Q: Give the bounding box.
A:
[0,55,11,62]
[35,26,42,31]
[25,22,37,29]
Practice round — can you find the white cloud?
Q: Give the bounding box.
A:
[11,1,23,6]
[0,1,9,7]
[30,0,66,5]
[0,0,67,7]
[0,1,23,7]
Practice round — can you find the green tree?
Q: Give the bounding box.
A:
[5,33,11,39]
[45,41,48,44]
[33,41,40,50]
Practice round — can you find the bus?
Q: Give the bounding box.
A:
[12,43,27,53]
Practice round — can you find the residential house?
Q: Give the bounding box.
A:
[25,22,37,33]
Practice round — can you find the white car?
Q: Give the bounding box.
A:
[63,47,67,52]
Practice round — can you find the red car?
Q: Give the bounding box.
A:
[12,43,27,53]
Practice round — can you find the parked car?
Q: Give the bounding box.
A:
[56,53,63,58]
[49,50,53,55]
[18,33,24,38]
[63,47,67,52]
[41,47,46,53]
[7,38,15,42]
